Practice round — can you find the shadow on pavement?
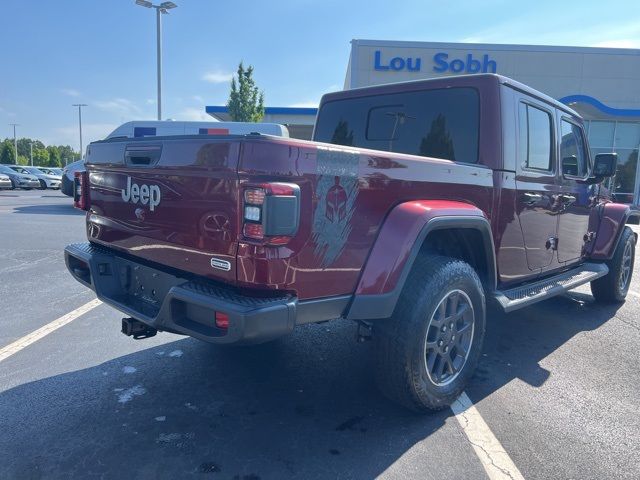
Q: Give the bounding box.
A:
[0,292,622,479]
[12,203,84,215]
[470,291,622,398]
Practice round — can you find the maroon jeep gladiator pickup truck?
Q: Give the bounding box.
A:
[65,74,637,411]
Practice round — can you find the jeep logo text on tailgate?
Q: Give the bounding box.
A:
[121,176,161,211]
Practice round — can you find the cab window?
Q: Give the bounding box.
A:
[519,103,553,171]
[560,120,587,177]
[315,87,480,164]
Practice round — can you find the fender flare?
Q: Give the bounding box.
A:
[347,200,496,321]
[589,203,637,261]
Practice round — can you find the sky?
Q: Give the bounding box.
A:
[1,0,639,150]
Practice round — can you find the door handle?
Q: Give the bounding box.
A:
[559,194,576,205]
[521,192,543,205]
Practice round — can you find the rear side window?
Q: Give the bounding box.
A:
[314,88,479,164]
[560,120,587,177]
[519,103,553,171]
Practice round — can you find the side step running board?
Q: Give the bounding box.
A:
[493,262,609,313]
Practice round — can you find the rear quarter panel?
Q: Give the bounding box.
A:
[237,137,494,300]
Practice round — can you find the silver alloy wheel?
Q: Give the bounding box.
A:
[619,238,633,292]
[423,289,475,386]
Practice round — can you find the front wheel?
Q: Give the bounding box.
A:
[373,255,486,412]
[591,226,636,303]
[38,179,47,190]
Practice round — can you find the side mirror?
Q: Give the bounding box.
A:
[593,153,617,179]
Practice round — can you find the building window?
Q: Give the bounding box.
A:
[586,119,640,204]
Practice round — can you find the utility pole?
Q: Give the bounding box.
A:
[135,1,178,120]
[72,104,87,160]
[30,141,33,166]
[156,6,162,120]
[9,123,19,163]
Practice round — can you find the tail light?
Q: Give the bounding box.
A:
[215,311,229,329]
[242,182,300,245]
[73,171,90,211]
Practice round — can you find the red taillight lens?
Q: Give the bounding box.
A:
[243,223,264,239]
[215,312,229,329]
[265,183,295,196]
[73,171,90,211]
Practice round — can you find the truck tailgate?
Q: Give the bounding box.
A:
[85,137,241,285]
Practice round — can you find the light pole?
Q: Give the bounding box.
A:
[30,141,33,166]
[8,123,19,163]
[72,104,87,160]
[135,1,178,121]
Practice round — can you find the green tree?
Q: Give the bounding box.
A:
[226,62,265,122]
[57,145,77,166]
[33,148,50,167]
[46,145,62,167]
[0,140,16,164]
[17,154,29,166]
[17,138,32,159]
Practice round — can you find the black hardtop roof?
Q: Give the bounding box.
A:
[320,73,580,118]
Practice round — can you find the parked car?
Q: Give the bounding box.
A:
[65,74,637,412]
[0,165,40,189]
[15,166,62,190]
[0,173,12,189]
[61,160,85,196]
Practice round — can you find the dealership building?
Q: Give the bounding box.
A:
[208,39,640,204]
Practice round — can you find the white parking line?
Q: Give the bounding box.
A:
[628,290,640,299]
[0,299,102,363]
[451,392,525,480]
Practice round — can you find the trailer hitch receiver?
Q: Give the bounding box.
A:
[121,317,157,340]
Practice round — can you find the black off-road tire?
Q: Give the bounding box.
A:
[591,226,636,303]
[373,255,486,412]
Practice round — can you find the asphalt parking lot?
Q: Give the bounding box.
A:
[0,190,639,479]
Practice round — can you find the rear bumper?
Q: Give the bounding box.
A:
[65,242,305,344]
[0,179,11,189]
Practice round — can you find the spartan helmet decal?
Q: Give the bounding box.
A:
[325,176,348,222]
[312,149,359,268]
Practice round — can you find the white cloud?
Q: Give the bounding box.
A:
[176,107,214,121]
[50,123,119,147]
[202,71,233,84]
[146,98,156,105]
[94,98,142,117]
[61,88,80,97]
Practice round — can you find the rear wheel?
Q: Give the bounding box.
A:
[591,226,636,303]
[373,255,485,412]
